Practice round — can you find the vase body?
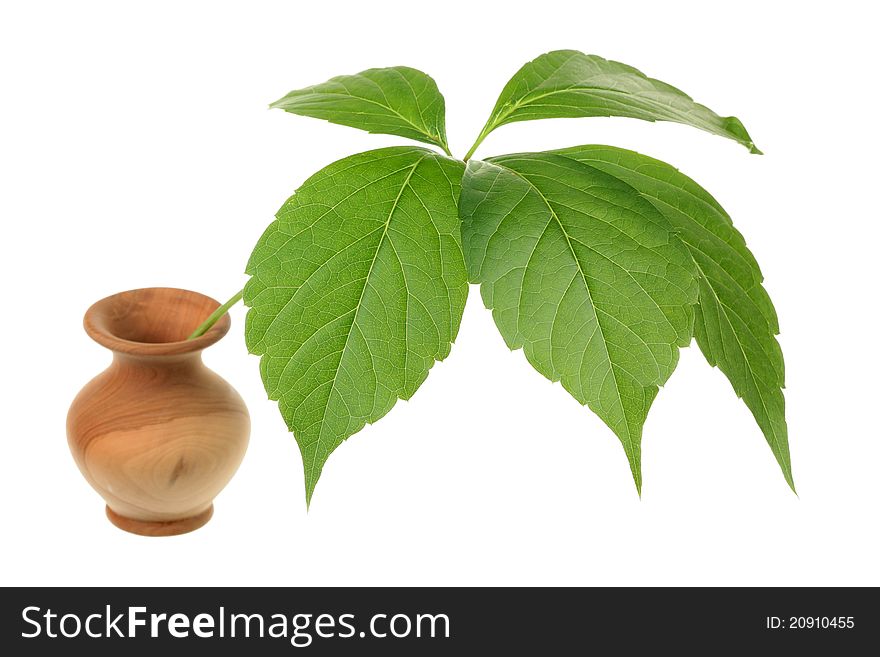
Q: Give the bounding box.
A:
[67,287,250,536]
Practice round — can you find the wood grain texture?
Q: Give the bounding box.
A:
[67,288,250,536]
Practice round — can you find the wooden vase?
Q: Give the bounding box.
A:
[67,287,250,536]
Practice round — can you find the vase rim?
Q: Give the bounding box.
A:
[83,287,231,356]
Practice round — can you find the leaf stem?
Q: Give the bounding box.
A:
[463,123,492,162]
[187,289,244,340]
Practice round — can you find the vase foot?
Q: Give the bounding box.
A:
[105,505,213,537]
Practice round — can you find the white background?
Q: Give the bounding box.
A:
[1,0,877,586]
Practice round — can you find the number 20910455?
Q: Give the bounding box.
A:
[766,616,854,629]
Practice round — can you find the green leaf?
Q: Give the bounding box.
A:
[245,146,468,504]
[460,152,699,492]
[270,66,451,154]
[466,50,760,159]
[550,145,793,491]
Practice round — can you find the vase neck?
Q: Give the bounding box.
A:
[112,351,205,372]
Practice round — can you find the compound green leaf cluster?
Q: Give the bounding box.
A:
[248,51,791,504]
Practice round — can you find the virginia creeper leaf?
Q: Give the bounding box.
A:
[459,152,699,492]
[270,66,451,154]
[245,146,468,504]
[549,145,792,490]
[470,50,759,156]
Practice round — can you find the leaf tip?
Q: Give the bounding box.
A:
[304,481,316,510]
[627,455,643,498]
[268,94,293,111]
[784,471,797,496]
[721,115,762,154]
